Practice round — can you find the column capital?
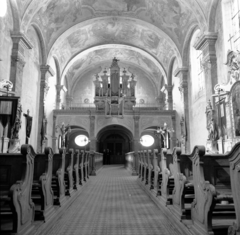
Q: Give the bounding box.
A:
[174,67,188,78]
[165,85,173,92]
[133,115,140,122]
[194,32,218,51]
[11,32,33,50]
[40,65,55,77]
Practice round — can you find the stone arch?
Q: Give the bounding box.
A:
[9,0,20,32]
[167,56,177,86]
[60,44,168,87]
[182,24,200,68]
[31,23,47,65]
[53,56,61,85]
[208,0,221,32]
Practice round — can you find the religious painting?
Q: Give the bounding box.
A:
[231,82,240,136]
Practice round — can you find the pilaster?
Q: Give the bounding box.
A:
[66,95,73,109]
[175,67,190,153]
[166,85,173,110]
[133,115,140,151]
[37,65,55,152]
[194,32,218,103]
[56,84,62,110]
[89,116,96,151]
[10,33,33,96]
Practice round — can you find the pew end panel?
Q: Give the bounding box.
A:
[171,148,194,221]
[161,148,174,206]
[0,145,35,234]
[73,150,80,190]
[64,149,74,197]
[52,149,67,207]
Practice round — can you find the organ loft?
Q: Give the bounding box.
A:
[93,58,137,117]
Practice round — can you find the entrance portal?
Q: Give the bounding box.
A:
[97,125,133,165]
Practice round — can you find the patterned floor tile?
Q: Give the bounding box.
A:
[42,166,186,235]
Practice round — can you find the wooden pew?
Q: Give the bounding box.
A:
[73,150,80,190]
[138,151,142,178]
[152,149,161,196]
[156,149,163,197]
[228,142,240,235]
[52,149,67,206]
[78,150,84,185]
[191,145,237,235]
[0,145,35,234]
[82,151,87,182]
[161,148,174,206]
[64,149,74,197]
[32,147,55,222]
[143,150,148,185]
[171,147,194,221]
[147,150,154,190]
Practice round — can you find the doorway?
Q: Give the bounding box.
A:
[97,125,133,165]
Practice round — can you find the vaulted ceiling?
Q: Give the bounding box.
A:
[12,0,217,92]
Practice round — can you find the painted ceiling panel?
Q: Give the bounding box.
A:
[25,0,204,52]
[50,17,179,72]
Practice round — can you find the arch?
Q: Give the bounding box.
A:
[182,24,200,67]
[167,56,177,86]
[31,23,47,65]
[208,0,221,32]
[60,44,168,86]
[70,59,159,99]
[53,56,61,85]
[9,0,20,32]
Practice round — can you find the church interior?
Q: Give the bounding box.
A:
[0,0,240,235]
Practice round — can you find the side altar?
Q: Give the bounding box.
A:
[93,58,137,117]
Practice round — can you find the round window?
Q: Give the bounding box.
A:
[140,135,154,147]
[75,135,89,147]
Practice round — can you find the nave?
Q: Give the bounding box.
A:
[38,165,189,235]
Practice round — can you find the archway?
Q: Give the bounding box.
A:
[97,125,133,165]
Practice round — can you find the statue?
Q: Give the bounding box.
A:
[206,100,219,141]
[60,122,71,148]
[93,74,101,96]
[225,50,240,88]
[24,110,32,144]
[11,99,22,139]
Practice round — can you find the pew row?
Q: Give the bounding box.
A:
[0,145,35,234]
[0,146,92,234]
[134,143,240,235]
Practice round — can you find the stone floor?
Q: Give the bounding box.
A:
[44,166,185,235]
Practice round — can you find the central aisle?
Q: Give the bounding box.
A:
[45,166,185,235]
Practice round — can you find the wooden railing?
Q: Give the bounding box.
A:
[89,151,103,176]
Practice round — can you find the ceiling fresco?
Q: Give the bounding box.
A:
[50,17,179,73]
[20,0,206,53]
[12,0,215,96]
[65,48,164,94]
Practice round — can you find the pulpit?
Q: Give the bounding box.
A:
[93,58,137,117]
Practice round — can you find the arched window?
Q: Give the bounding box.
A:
[190,29,205,102]
[224,0,240,51]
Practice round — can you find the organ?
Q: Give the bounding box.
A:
[93,58,137,117]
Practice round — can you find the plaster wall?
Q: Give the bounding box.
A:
[72,71,95,104]
[20,27,41,150]
[0,1,13,139]
[45,57,57,148]
[188,29,209,151]
[172,61,183,143]
[0,0,13,82]
[215,1,228,86]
